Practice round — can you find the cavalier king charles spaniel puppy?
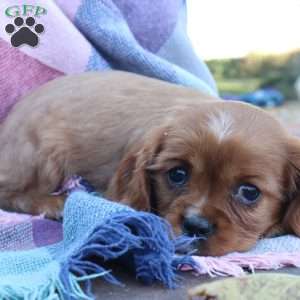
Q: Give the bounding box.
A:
[1,71,300,256]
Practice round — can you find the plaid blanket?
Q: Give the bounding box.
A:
[0,190,191,299]
[1,0,300,297]
[0,0,217,122]
[0,0,213,298]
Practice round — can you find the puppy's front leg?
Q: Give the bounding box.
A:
[32,194,65,219]
[0,188,65,219]
[0,138,66,219]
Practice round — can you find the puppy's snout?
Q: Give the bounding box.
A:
[182,215,214,238]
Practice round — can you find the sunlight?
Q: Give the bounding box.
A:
[187,0,300,60]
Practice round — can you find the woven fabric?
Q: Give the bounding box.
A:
[0,0,217,122]
[1,0,300,293]
[0,191,186,298]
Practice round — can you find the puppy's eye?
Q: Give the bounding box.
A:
[167,166,189,187]
[232,183,261,205]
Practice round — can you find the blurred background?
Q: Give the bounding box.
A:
[187,0,300,125]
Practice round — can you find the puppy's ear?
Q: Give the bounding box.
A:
[282,136,300,236]
[106,127,166,211]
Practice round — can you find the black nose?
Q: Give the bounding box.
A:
[182,215,214,237]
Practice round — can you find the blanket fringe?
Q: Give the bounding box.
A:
[186,252,300,277]
[0,272,118,300]
[0,211,194,299]
[58,210,194,299]
[0,273,92,300]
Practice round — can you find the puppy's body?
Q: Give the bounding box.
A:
[1,71,300,256]
[0,71,213,214]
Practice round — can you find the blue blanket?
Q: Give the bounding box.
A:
[0,191,192,299]
[0,0,217,123]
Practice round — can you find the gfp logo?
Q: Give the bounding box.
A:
[4,5,47,47]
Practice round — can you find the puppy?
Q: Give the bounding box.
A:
[1,71,300,256]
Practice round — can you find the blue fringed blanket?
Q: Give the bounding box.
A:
[0,191,190,299]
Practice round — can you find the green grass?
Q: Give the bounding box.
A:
[216,78,262,95]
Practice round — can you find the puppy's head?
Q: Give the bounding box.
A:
[109,101,300,256]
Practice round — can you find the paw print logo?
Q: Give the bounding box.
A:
[5,16,44,47]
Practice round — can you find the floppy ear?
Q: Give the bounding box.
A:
[282,136,300,236]
[106,127,166,211]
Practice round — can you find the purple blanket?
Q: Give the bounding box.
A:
[0,210,62,251]
[0,0,217,123]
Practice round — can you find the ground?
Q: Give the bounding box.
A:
[94,99,300,299]
[93,267,300,300]
[268,100,300,126]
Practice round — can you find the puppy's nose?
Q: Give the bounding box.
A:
[182,215,214,237]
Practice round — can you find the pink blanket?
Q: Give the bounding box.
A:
[0,0,217,122]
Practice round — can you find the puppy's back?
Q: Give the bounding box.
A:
[21,70,215,113]
[0,71,217,189]
[3,71,216,140]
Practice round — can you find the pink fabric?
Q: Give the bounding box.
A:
[0,0,92,74]
[185,252,300,277]
[54,0,82,20]
[0,39,63,122]
[0,209,41,226]
[0,209,62,251]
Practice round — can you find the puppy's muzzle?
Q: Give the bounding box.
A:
[182,215,214,238]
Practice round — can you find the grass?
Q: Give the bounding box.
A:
[216,78,262,95]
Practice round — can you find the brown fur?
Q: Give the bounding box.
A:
[1,71,300,255]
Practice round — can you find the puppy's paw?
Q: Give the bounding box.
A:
[38,195,65,220]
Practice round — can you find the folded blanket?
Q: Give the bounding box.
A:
[1,0,300,293]
[0,191,191,299]
[0,0,217,123]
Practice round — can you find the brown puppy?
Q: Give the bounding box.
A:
[1,71,300,256]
